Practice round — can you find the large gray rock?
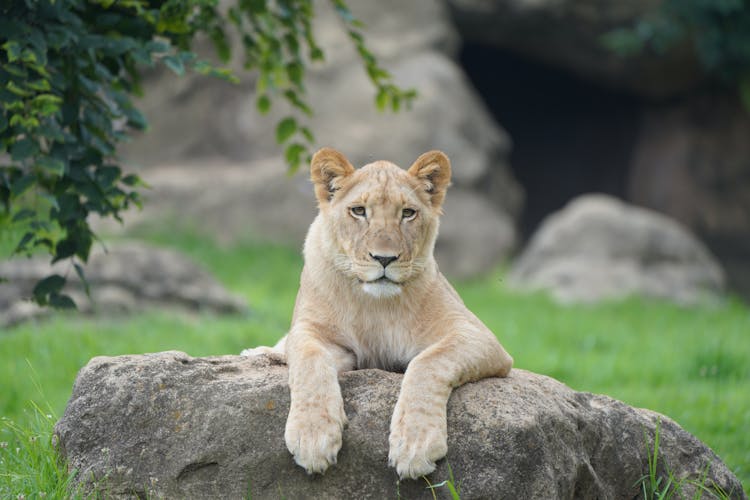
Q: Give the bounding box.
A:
[289,50,517,198]
[436,188,516,278]
[509,194,725,304]
[446,0,704,98]
[119,0,457,165]
[96,160,317,247]
[627,94,750,299]
[0,242,246,327]
[54,351,745,499]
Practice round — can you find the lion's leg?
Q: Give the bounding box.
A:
[240,335,287,363]
[388,327,512,479]
[284,329,355,474]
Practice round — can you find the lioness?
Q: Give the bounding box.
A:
[242,148,513,479]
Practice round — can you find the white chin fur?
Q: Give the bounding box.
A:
[362,281,402,298]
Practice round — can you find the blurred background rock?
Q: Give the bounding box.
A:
[108,0,748,301]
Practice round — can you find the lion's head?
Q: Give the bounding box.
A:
[308,148,451,298]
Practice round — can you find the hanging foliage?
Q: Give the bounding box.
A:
[0,0,415,307]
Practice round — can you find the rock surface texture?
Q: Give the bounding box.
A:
[0,242,246,327]
[509,194,725,304]
[627,94,750,299]
[55,351,745,499]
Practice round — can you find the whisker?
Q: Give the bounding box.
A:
[411,258,427,273]
[332,254,353,273]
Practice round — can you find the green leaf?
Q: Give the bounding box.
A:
[276,117,297,144]
[6,81,32,97]
[146,40,170,54]
[14,232,34,254]
[74,262,90,297]
[309,47,324,61]
[375,87,388,111]
[283,90,312,116]
[286,61,304,85]
[37,157,65,177]
[284,33,300,56]
[193,61,238,83]
[122,105,147,130]
[12,208,35,223]
[38,192,60,211]
[49,292,77,310]
[210,67,240,84]
[10,114,40,129]
[256,94,271,114]
[391,93,401,112]
[10,174,35,199]
[96,165,121,188]
[300,126,314,143]
[210,26,231,62]
[32,97,62,117]
[20,48,38,64]
[33,237,54,251]
[77,74,99,94]
[284,142,307,171]
[121,174,143,187]
[367,65,391,82]
[348,30,364,44]
[32,274,66,302]
[26,79,51,92]
[4,64,29,78]
[162,55,185,76]
[2,41,22,62]
[53,238,77,262]
[247,0,267,13]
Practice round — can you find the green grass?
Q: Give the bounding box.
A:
[1,403,79,499]
[636,418,733,499]
[1,230,749,496]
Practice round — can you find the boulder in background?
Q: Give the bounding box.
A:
[509,194,725,304]
[0,242,247,327]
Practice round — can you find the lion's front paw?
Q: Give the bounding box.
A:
[285,403,347,474]
[388,409,448,479]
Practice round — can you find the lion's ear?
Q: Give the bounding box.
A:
[407,150,451,208]
[310,147,356,204]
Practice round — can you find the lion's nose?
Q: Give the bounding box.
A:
[370,253,398,268]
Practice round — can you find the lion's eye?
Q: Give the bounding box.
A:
[350,206,366,217]
[402,208,417,220]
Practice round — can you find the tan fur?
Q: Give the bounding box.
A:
[242,148,513,479]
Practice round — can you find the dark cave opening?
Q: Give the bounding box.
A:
[459,43,642,239]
